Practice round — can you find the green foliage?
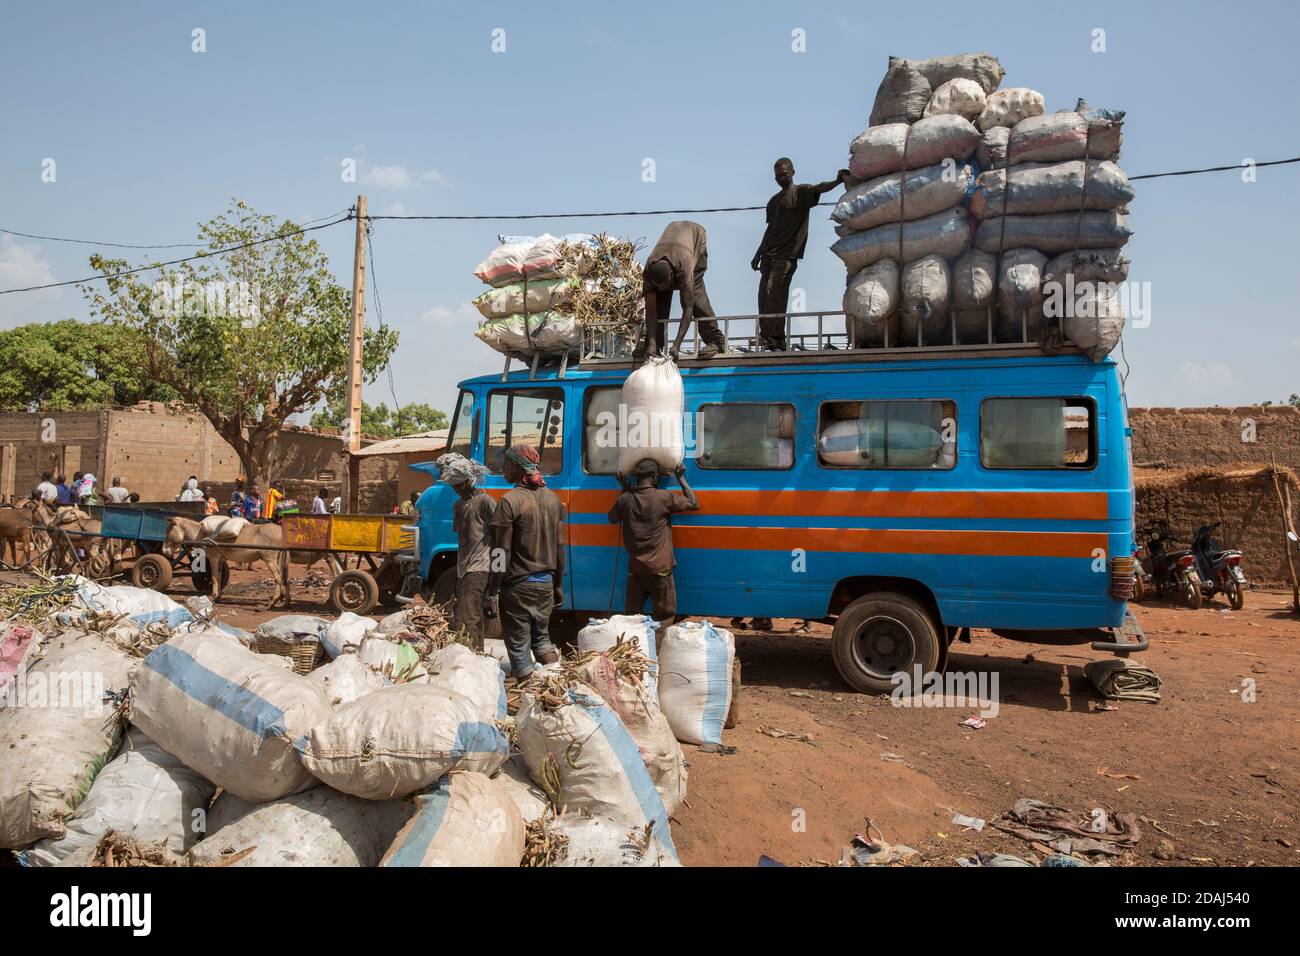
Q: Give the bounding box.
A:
[0,320,178,410]
[78,199,399,482]
[310,400,446,438]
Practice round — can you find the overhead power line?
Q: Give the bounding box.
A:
[0,209,352,251]
[1,154,1296,296]
[0,213,354,295]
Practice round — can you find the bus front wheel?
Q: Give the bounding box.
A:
[832,592,941,695]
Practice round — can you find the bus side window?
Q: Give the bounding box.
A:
[582,386,622,475]
[817,400,956,469]
[486,388,565,474]
[981,397,1096,469]
[697,403,795,470]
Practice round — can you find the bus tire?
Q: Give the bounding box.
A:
[831,592,941,695]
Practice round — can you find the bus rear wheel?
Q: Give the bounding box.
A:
[832,592,941,695]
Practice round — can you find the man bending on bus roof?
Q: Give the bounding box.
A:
[487,445,565,680]
[608,459,699,627]
[751,158,848,351]
[435,453,494,651]
[642,220,727,361]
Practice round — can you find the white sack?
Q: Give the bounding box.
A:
[473,278,574,319]
[516,682,676,859]
[868,60,930,126]
[848,115,981,180]
[973,211,1132,254]
[657,621,735,746]
[424,643,508,722]
[544,813,681,867]
[977,87,1045,131]
[308,654,390,707]
[891,52,1005,95]
[300,683,509,799]
[997,248,1049,317]
[190,787,413,867]
[1002,106,1126,166]
[21,730,214,866]
[923,78,986,121]
[832,162,972,231]
[321,611,377,659]
[494,757,551,823]
[129,632,333,803]
[832,207,971,273]
[0,632,134,849]
[381,771,525,867]
[617,355,684,474]
[577,614,660,696]
[970,160,1134,219]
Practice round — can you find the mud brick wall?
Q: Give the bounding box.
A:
[0,411,107,499]
[104,404,241,501]
[1134,470,1296,585]
[1129,406,1300,584]
[1130,406,1300,472]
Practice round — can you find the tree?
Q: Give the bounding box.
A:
[310,400,446,438]
[0,320,178,410]
[80,200,399,488]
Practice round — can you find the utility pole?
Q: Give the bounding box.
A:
[344,194,367,512]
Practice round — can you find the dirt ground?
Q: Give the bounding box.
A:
[12,566,1299,868]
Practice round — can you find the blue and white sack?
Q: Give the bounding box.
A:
[516,682,677,860]
[425,643,508,722]
[130,632,334,802]
[578,614,659,696]
[658,621,735,746]
[381,771,525,867]
[300,684,509,800]
[545,813,681,868]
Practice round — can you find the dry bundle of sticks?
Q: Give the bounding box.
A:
[556,234,644,336]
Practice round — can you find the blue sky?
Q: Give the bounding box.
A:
[2,0,1297,414]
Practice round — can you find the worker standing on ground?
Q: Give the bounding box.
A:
[36,472,58,505]
[263,480,284,520]
[751,159,849,350]
[608,459,698,626]
[435,453,495,651]
[487,445,565,680]
[103,477,131,504]
[643,220,727,361]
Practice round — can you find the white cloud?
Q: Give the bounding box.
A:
[1178,359,1234,388]
[420,302,479,325]
[0,234,58,294]
[376,201,410,216]
[362,164,450,190]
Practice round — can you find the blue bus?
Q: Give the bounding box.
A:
[414,344,1142,693]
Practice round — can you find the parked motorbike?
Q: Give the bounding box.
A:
[1143,533,1202,609]
[1191,522,1247,610]
[1132,542,1152,602]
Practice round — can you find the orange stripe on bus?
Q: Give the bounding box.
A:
[565,488,1107,521]
[568,523,1106,559]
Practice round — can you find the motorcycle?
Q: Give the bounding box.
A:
[1143,532,1202,609]
[1191,522,1247,610]
[1132,542,1152,602]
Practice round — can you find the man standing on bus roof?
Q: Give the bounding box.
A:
[608,459,699,626]
[751,159,849,351]
[642,220,727,361]
[435,452,495,651]
[487,445,565,680]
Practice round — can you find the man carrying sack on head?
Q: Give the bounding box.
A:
[487,445,565,680]
[608,458,699,626]
[435,452,494,651]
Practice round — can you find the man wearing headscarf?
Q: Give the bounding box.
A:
[487,444,565,679]
[435,453,494,651]
[608,458,698,625]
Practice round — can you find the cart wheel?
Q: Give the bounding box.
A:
[132,553,173,591]
[330,569,380,615]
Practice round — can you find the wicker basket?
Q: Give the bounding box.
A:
[251,634,326,675]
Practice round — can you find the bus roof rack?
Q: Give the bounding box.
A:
[576,309,1080,368]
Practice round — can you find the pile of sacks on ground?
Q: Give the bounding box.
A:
[833,53,1132,360]
[471,233,644,360]
[1,579,738,867]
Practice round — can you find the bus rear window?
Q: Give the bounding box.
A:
[818,400,956,469]
[981,397,1095,469]
[697,403,795,470]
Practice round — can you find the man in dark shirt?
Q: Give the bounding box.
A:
[643,220,727,361]
[488,444,565,679]
[751,159,848,350]
[436,453,495,651]
[608,459,699,625]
